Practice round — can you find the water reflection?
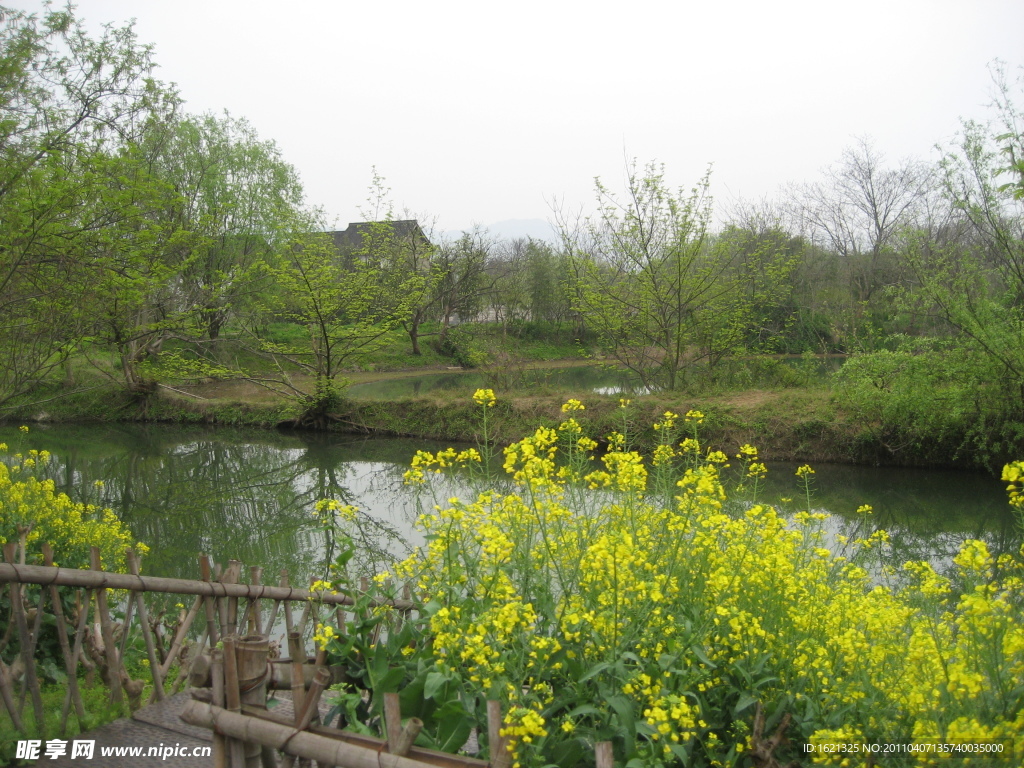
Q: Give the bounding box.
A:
[346,365,644,399]
[0,425,1017,587]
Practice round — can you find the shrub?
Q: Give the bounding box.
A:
[0,428,145,570]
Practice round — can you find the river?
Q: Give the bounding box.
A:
[0,423,1018,587]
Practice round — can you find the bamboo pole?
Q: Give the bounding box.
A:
[224,561,243,636]
[394,719,424,758]
[236,634,270,768]
[223,635,245,768]
[182,701,481,768]
[280,666,330,768]
[127,550,165,702]
[0,562,414,610]
[89,547,124,707]
[3,542,45,726]
[211,649,228,768]
[487,700,512,768]
[189,692,488,768]
[117,576,136,661]
[172,623,209,695]
[42,544,85,731]
[384,692,402,753]
[200,555,221,647]
[296,578,316,638]
[245,567,264,635]
[382,687,425,757]
[189,659,346,690]
[265,570,288,645]
[286,632,306,724]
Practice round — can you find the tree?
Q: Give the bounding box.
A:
[901,62,1024,409]
[249,213,422,422]
[160,112,304,343]
[432,228,496,343]
[562,161,755,391]
[788,138,933,329]
[340,170,441,356]
[0,3,181,404]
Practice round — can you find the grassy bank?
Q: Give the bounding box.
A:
[0,373,985,469]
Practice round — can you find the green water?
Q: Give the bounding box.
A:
[1,424,1017,585]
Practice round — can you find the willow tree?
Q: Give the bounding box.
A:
[0,4,179,403]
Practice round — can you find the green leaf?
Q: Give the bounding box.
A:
[433,700,473,753]
[691,644,717,670]
[564,703,602,719]
[605,695,636,742]
[733,694,759,717]
[579,661,613,683]
[424,670,449,700]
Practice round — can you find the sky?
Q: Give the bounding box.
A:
[8,0,1024,234]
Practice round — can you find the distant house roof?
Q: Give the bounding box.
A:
[329,220,430,251]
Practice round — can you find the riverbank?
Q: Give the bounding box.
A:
[0,369,992,470]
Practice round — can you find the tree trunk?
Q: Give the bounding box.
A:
[408,318,421,355]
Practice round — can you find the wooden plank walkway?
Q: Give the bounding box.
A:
[41,691,318,767]
[43,693,211,767]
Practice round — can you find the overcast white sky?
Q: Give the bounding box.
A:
[9,0,1024,233]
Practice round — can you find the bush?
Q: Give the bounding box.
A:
[0,428,145,570]
[833,340,1024,468]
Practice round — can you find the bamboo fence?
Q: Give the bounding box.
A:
[0,545,625,768]
[0,544,402,736]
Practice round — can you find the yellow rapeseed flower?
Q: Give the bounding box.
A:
[473,388,497,407]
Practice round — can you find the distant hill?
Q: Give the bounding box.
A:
[443,218,557,243]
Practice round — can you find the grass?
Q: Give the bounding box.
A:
[0,678,137,765]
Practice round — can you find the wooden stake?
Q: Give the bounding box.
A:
[89,546,124,708]
[224,560,243,636]
[42,544,85,731]
[487,700,512,768]
[211,649,228,768]
[200,555,221,646]
[4,541,45,726]
[149,593,203,704]
[127,550,165,701]
[595,741,614,768]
